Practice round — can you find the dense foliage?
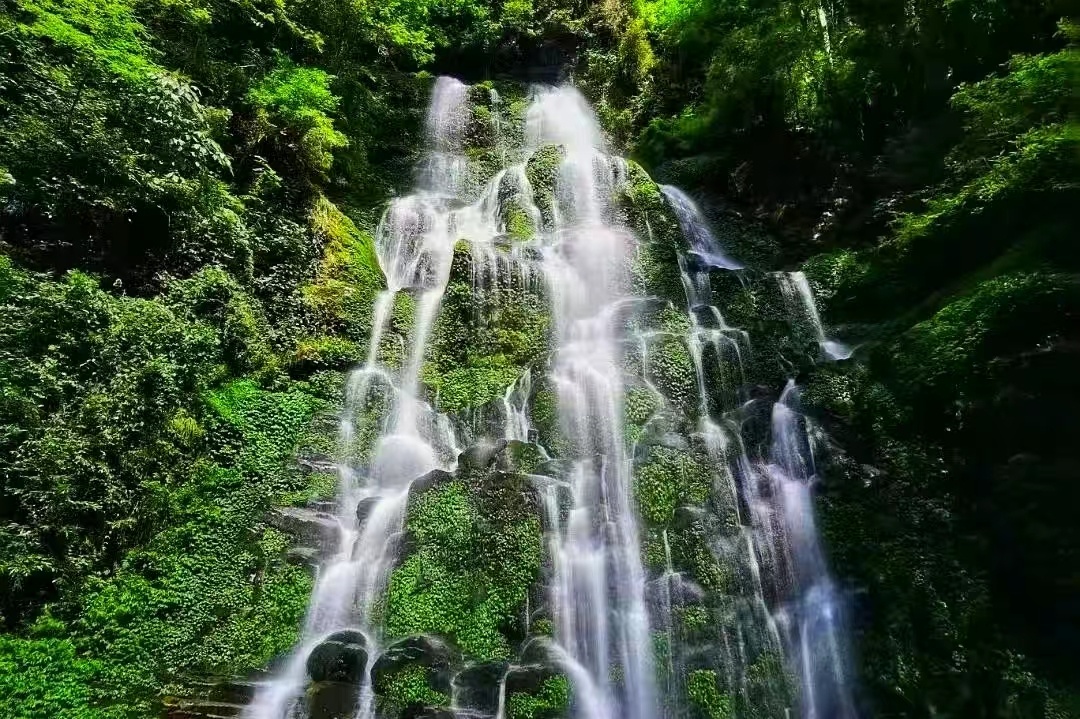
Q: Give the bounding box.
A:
[1,0,1078,716]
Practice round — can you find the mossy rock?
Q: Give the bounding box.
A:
[452,661,509,717]
[686,669,734,719]
[525,144,565,230]
[302,195,386,341]
[306,680,361,719]
[505,671,570,719]
[290,335,361,375]
[383,460,543,660]
[633,444,712,527]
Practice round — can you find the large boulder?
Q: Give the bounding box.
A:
[452,661,509,716]
[306,630,369,684]
[372,635,457,695]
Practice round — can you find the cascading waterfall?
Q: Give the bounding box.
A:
[244,77,857,719]
[245,75,513,719]
[663,188,857,719]
[528,85,656,719]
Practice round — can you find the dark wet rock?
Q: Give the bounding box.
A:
[285,546,322,567]
[306,630,369,684]
[503,660,561,696]
[355,496,381,525]
[373,635,457,695]
[266,506,338,546]
[400,708,455,719]
[457,439,508,471]
[658,431,690,450]
[163,699,245,719]
[453,661,509,716]
[178,678,261,706]
[535,457,565,479]
[409,469,454,497]
[307,680,360,719]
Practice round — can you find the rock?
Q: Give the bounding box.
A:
[178,678,260,705]
[409,469,454,497]
[285,546,322,567]
[298,454,339,475]
[163,700,245,719]
[400,708,455,719]
[308,500,337,514]
[452,661,508,716]
[355,496,381,525]
[266,506,338,547]
[373,635,457,695]
[503,660,561,696]
[495,440,547,474]
[306,680,360,719]
[306,630,369,684]
[658,432,690,450]
[457,440,508,471]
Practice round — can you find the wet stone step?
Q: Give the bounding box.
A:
[266,506,338,546]
[298,454,340,475]
[163,699,245,719]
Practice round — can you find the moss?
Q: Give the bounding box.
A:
[507,675,570,719]
[625,385,661,446]
[530,618,554,637]
[422,251,550,414]
[501,440,546,475]
[528,385,566,456]
[646,334,698,416]
[667,521,731,593]
[301,195,386,341]
[392,290,416,335]
[504,202,536,240]
[525,144,565,229]
[686,669,734,719]
[676,605,710,634]
[290,335,360,373]
[642,531,668,571]
[376,663,449,713]
[426,358,522,414]
[634,446,712,526]
[736,651,793,718]
[616,160,686,304]
[894,271,1077,397]
[384,473,543,660]
[275,467,337,508]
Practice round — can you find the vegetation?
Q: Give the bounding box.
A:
[1,0,1077,715]
[384,468,542,660]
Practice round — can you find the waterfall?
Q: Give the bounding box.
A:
[529,85,657,719]
[244,77,857,719]
[775,270,853,360]
[665,189,856,719]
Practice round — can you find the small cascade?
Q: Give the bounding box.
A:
[757,382,856,719]
[245,75,515,719]
[663,187,857,717]
[775,270,853,360]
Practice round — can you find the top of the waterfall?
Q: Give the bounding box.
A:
[525,85,606,152]
[427,77,470,151]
